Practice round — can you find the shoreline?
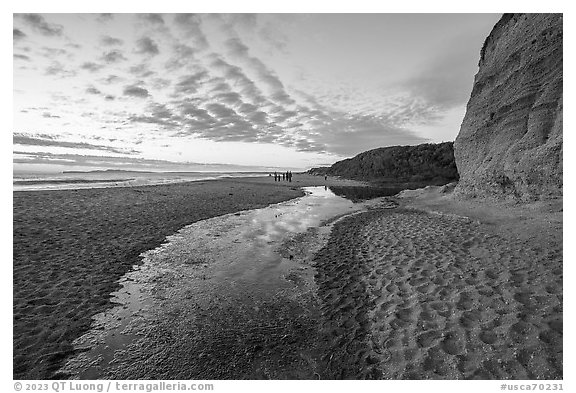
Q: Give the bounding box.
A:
[13,174,363,379]
[12,173,368,192]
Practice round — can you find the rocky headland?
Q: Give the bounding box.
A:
[308,142,458,188]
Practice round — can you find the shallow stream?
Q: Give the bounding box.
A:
[61,186,395,378]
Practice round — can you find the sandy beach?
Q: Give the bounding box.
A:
[315,188,562,379]
[13,174,365,379]
[14,176,562,380]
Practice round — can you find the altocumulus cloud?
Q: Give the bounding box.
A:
[14,13,484,163]
[13,134,139,154]
[97,14,114,23]
[135,37,159,56]
[14,54,30,61]
[102,50,127,63]
[100,35,124,46]
[45,61,76,78]
[123,85,150,98]
[13,151,267,171]
[80,62,104,72]
[13,28,26,41]
[86,86,101,95]
[140,13,165,25]
[18,14,63,36]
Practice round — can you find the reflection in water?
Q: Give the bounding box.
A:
[66,186,365,378]
[328,185,404,202]
[245,186,358,247]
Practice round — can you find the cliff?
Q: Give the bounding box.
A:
[309,142,458,185]
[454,14,563,200]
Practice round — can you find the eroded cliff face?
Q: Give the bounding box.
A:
[454,14,562,200]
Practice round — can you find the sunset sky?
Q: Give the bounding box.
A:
[13,13,500,172]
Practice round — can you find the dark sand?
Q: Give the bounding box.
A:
[13,174,362,379]
[314,188,562,379]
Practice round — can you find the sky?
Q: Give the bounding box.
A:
[13,13,501,172]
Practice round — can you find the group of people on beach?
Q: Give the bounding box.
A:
[271,171,293,182]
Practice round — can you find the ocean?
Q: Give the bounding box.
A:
[13,170,269,191]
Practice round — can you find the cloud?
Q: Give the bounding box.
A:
[214,91,242,106]
[165,43,195,70]
[45,61,77,78]
[18,14,63,36]
[140,14,164,25]
[129,63,155,78]
[41,112,61,118]
[80,62,104,72]
[205,103,238,121]
[14,54,30,61]
[227,14,259,32]
[123,85,150,98]
[135,37,159,56]
[237,102,258,115]
[13,28,26,41]
[247,111,268,126]
[173,14,209,50]
[145,103,174,119]
[86,86,101,95]
[40,47,68,58]
[129,103,182,127]
[101,35,124,46]
[209,56,269,106]
[13,151,270,171]
[97,14,114,23]
[271,109,297,124]
[174,71,208,95]
[183,107,213,121]
[258,23,289,54]
[102,50,127,63]
[165,90,427,156]
[13,134,138,154]
[101,74,122,84]
[224,37,296,107]
[170,100,271,143]
[152,78,171,90]
[22,106,48,111]
[208,79,231,93]
[13,13,470,164]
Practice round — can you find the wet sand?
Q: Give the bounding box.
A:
[314,188,562,379]
[59,186,385,379]
[13,174,363,379]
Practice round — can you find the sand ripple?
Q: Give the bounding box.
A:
[314,208,562,379]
